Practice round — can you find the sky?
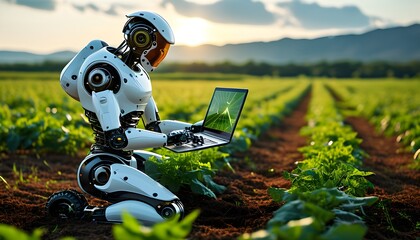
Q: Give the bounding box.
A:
[0,0,419,54]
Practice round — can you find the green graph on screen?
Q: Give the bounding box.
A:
[204,91,246,133]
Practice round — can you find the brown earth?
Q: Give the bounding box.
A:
[345,117,420,240]
[0,91,419,240]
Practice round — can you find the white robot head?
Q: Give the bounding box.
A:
[121,11,175,72]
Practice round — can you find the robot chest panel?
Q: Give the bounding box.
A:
[116,74,152,113]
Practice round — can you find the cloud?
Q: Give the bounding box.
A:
[277,1,372,29]
[1,0,131,16]
[162,0,276,25]
[2,0,56,11]
[72,3,101,14]
[72,2,133,16]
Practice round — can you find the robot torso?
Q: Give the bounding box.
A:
[60,40,157,156]
[60,40,152,117]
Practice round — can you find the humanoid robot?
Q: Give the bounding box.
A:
[46,11,203,224]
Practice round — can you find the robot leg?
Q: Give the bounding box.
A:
[46,153,184,224]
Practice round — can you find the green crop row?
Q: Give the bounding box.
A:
[0,78,93,155]
[294,82,373,196]
[241,81,378,240]
[327,79,420,166]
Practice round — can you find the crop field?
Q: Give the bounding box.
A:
[0,72,419,240]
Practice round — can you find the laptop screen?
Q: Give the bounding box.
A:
[202,87,248,139]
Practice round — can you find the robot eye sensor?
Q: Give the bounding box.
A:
[127,24,156,51]
[133,28,152,48]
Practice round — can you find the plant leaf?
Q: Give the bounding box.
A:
[190,178,217,199]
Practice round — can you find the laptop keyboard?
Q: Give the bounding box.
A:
[203,138,217,144]
[190,136,217,147]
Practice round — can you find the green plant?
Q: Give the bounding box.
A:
[241,187,376,240]
[377,200,396,233]
[113,210,200,240]
[145,149,227,198]
[0,225,44,240]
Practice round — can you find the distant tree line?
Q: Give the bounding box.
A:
[1,60,420,78]
[159,61,420,78]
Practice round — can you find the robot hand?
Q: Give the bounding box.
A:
[167,129,204,146]
[167,130,188,146]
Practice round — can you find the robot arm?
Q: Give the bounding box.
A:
[142,97,203,134]
[92,90,169,150]
[92,90,121,131]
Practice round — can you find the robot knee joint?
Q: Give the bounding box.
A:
[93,165,111,185]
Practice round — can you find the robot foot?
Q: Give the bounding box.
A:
[46,189,185,225]
[46,189,88,220]
[96,199,184,225]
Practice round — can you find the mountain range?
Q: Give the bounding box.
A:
[1,24,419,64]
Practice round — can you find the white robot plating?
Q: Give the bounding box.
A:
[47,11,202,224]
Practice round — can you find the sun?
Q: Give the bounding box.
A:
[174,17,209,46]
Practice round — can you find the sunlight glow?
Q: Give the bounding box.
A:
[174,18,209,46]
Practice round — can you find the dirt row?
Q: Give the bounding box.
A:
[0,90,419,239]
[327,86,420,239]
[180,93,310,239]
[345,117,420,240]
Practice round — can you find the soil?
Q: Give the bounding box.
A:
[345,117,420,240]
[0,91,419,240]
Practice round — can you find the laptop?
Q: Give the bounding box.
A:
[165,87,248,153]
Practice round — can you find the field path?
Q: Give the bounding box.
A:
[326,85,420,239]
[180,92,310,239]
[345,117,420,240]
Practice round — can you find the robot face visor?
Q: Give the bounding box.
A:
[145,33,171,67]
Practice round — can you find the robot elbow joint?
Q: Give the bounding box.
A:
[106,128,128,150]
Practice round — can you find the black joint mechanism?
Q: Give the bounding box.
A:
[189,125,201,133]
[106,128,128,150]
[145,121,162,133]
[190,120,203,133]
